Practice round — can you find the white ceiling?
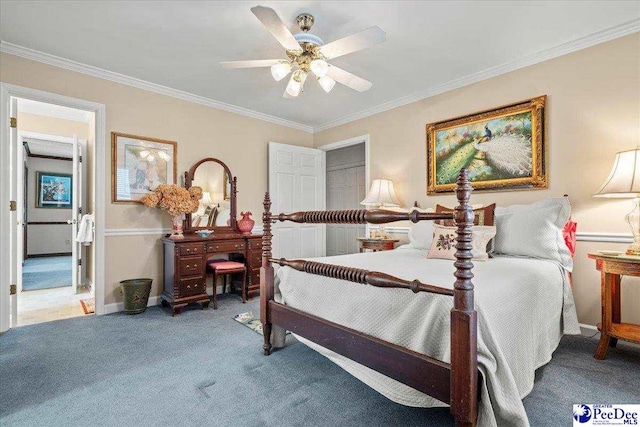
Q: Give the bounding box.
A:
[24,139,73,159]
[1,1,638,132]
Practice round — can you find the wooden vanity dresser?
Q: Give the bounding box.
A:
[161,233,262,315]
[161,156,262,315]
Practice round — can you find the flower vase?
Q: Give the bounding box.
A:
[237,211,255,235]
[170,215,184,239]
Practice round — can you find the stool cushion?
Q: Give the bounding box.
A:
[206,259,227,272]
[210,261,246,272]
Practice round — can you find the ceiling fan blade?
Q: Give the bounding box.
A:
[283,87,295,99]
[251,6,301,52]
[326,66,372,92]
[320,26,386,59]
[221,59,283,69]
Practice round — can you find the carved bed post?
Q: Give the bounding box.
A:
[260,192,274,356]
[450,168,478,427]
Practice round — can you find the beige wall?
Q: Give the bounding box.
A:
[314,34,640,326]
[1,53,313,305]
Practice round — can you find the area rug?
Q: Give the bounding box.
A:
[80,298,95,314]
[233,311,264,334]
[22,256,72,291]
[233,311,290,336]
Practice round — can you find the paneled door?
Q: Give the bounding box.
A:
[326,166,366,256]
[268,142,326,260]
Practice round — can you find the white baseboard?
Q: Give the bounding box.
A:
[103,295,161,315]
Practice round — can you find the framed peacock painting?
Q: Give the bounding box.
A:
[426,95,546,194]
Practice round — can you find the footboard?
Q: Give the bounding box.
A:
[260,169,478,427]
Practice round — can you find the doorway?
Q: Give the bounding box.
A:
[318,135,370,257]
[0,82,107,334]
[15,100,93,326]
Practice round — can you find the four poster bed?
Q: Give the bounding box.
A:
[258,168,579,427]
[260,169,479,426]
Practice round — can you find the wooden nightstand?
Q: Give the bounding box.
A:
[357,238,399,253]
[588,252,640,360]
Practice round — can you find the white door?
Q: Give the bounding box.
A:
[77,140,88,287]
[268,142,326,260]
[70,134,79,293]
[0,87,10,333]
[8,96,18,328]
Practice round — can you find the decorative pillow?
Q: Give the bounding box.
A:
[427,224,496,261]
[493,198,572,270]
[408,208,435,250]
[434,203,495,227]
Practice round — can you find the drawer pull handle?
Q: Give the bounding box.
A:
[187,285,191,289]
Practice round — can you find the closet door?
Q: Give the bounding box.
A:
[326,165,366,256]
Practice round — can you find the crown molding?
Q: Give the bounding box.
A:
[2,17,638,135]
[0,41,314,134]
[312,18,640,133]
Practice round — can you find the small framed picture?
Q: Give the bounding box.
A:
[111,132,177,203]
[36,172,72,209]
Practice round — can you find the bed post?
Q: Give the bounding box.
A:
[260,192,274,356]
[450,168,478,427]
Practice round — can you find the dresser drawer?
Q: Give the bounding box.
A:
[247,239,262,251]
[179,256,203,277]
[179,278,206,298]
[248,251,262,267]
[206,241,245,253]
[180,243,204,256]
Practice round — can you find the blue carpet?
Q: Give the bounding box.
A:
[0,296,638,427]
[22,256,72,291]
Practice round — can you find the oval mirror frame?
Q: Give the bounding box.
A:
[183,158,237,234]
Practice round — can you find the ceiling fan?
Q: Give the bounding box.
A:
[221,6,386,98]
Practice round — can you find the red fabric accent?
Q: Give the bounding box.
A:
[209,261,246,271]
[563,220,577,258]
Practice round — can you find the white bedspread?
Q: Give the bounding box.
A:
[272,247,580,427]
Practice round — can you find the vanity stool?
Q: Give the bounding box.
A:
[207,261,247,309]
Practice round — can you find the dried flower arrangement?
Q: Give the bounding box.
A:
[141,184,202,238]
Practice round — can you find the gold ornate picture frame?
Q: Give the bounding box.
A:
[111,132,177,203]
[426,95,546,194]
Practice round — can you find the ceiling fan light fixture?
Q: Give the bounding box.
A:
[270,61,292,81]
[286,70,307,97]
[318,75,336,93]
[310,59,328,77]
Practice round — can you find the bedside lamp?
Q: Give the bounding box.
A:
[200,192,212,206]
[361,178,401,238]
[594,148,640,255]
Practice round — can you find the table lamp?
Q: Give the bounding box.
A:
[361,178,400,238]
[593,148,640,255]
[200,192,212,206]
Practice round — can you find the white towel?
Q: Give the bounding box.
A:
[76,214,94,245]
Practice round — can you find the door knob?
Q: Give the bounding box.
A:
[67,219,77,225]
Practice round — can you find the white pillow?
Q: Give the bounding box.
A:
[408,208,434,250]
[493,198,572,270]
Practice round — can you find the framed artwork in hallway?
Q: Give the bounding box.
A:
[35,172,72,208]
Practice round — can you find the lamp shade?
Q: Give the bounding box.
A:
[594,149,640,198]
[201,192,212,205]
[361,179,400,207]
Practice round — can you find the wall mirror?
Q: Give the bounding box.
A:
[184,158,237,233]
